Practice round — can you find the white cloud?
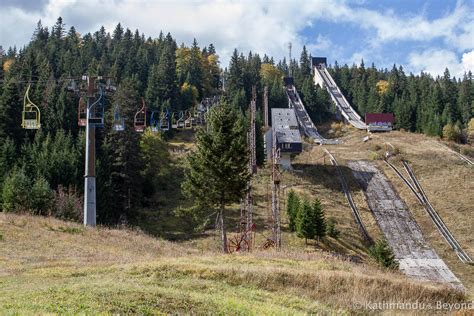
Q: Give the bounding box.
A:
[309,34,332,51]
[408,49,474,77]
[0,0,472,75]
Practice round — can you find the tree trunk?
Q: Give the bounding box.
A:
[219,198,228,253]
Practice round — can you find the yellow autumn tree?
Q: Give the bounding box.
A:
[3,59,13,73]
[376,80,389,95]
[260,63,284,85]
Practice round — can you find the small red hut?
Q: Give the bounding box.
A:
[365,113,394,132]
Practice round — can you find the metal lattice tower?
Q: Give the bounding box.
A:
[239,86,258,251]
[263,85,269,129]
[271,127,282,249]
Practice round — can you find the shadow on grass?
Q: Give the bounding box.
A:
[291,163,372,193]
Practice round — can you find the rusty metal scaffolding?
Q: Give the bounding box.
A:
[237,86,258,252]
[271,125,282,249]
[264,85,269,129]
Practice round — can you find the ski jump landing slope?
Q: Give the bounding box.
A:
[349,160,462,289]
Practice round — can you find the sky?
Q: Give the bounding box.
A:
[0,0,473,78]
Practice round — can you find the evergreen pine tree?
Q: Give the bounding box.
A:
[296,199,315,244]
[0,79,24,145]
[182,100,250,253]
[286,190,300,232]
[313,198,326,242]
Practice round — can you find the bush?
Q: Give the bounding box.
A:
[53,186,83,221]
[368,239,398,269]
[468,118,474,144]
[2,168,31,212]
[326,218,340,239]
[30,177,54,215]
[460,146,474,158]
[443,123,461,142]
[330,122,345,137]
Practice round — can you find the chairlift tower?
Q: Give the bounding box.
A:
[68,75,115,227]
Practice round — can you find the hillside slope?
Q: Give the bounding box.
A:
[0,213,467,314]
[316,128,474,294]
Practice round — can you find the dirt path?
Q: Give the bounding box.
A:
[348,160,463,289]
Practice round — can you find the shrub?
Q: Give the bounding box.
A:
[30,177,54,215]
[53,186,83,221]
[326,218,340,239]
[443,123,461,142]
[468,118,474,144]
[368,239,398,269]
[2,168,31,212]
[330,122,345,137]
[369,152,380,160]
[460,146,474,158]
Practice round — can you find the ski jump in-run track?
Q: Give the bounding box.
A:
[312,57,367,130]
[284,57,367,145]
[284,79,340,145]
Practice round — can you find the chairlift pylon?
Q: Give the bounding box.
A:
[134,98,147,132]
[21,84,41,129]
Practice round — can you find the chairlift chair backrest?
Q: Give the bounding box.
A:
[113,104,125,132]
[88,90,105,128]
[134,98,147,132]
[159,110,170,131]
[21,85,41,130]
[184,110,192,129]
[177,111,185,129]
[171,112,178,129]
[150,111,160,132]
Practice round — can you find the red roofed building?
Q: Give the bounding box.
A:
[365,113,394,132]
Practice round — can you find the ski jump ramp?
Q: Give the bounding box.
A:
[284,81,339,145]
[312,57,367,130]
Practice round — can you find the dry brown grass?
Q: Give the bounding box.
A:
[0,213,199,276]
[325,130,474,297]
[0,213,468,314]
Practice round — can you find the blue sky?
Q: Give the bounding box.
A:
[1,0,472,77]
